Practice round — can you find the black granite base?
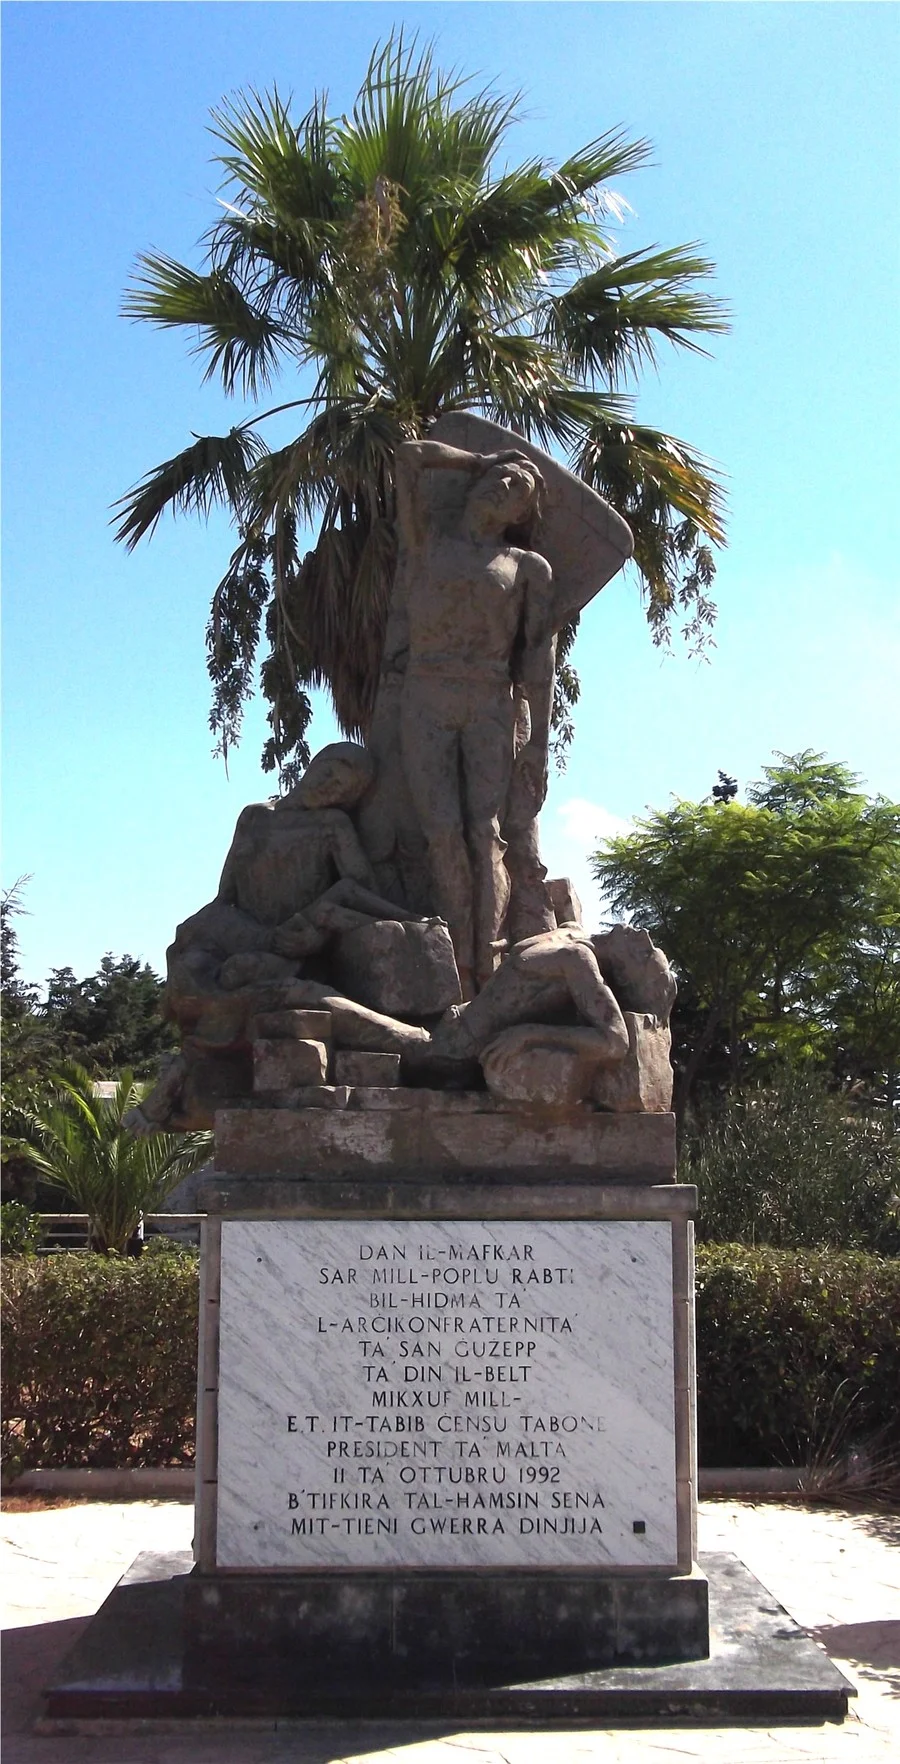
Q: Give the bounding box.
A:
[42,1551,854,1724]
[184,1563,708,1682]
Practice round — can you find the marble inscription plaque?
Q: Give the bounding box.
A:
[215,1220,677,1568]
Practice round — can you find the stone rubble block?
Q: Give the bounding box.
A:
[592,1012,674,1113]
[211,1105,677,1183]
[347,1087,495,1113]
[333,918,461,1018]
[253,1037,329,1093]
[547,876,583,926]
[252,1009,333,1042]
[269,1085,352,1110]
[334,1051,402,1087]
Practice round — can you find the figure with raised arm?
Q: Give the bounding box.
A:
[393,438,555,996]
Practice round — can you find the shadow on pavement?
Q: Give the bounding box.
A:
[2,1618,87,1735]
[810,1622,900,1699]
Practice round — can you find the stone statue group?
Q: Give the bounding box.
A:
[138,419,676,1131]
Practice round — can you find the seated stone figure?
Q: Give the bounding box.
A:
[134,743,453,1129]
[167,742,424,1020]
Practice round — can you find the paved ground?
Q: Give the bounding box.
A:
[2,1497,898,1763]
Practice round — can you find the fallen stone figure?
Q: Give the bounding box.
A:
[133,916,676,1130]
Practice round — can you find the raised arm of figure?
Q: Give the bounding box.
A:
[395,440,531,549]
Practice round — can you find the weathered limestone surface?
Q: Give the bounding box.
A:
[252,1038,329,1093]
[132,422,684,1132]
[333,1050,401,1087]
[252,1008,333,1041]
[211,1105,676,1185]
[592,1013,674,1114]
[481,1022,625,1107]
[333,918,461,1018]
[547,875,583,926]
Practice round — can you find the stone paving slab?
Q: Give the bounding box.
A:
[2,1499,898,1761]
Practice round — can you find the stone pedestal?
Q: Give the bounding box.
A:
[189,1099,706,1684]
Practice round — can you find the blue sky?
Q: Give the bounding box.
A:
[3,1,899,986]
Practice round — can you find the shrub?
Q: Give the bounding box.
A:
[0,1201,44,1256]
[17,1063,211,1254]
[695,1244,900,1467]
[683,1071,900,1252]
[3,1244,897,1476]
[1,1251,198,1477]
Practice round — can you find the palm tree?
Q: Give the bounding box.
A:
[19,1065,211,1254]
[116,35,728,784]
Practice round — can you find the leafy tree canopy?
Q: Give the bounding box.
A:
[115,34,727,784]
[593,751,900,1122]
[1,883,177,1199]
[42,955,178,1078]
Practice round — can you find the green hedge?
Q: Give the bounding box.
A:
[2,1244,898,1473]
[695,1245,900,1467]
[1,1251,198,1477]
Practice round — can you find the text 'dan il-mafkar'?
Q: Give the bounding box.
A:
[215,1220,677,1568]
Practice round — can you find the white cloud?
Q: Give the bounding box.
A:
[555,798,631,847]
[539,797,632,933]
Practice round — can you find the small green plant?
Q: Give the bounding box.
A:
[141,1233,196,1258]
[0,1201,43,1256]
[17,1064,211,1254]
[683,1070,900,1252]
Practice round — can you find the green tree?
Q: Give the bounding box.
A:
[43,955,178,1078]
[2,884,178,1201]
[115,35,727,783]
[593,751,900,1122]
[818,852,900,1119]
[18,1065,211,1255]
[1,879,53,1089]
[1,880,64,1199]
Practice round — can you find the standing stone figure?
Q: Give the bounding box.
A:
[394,438,556,996]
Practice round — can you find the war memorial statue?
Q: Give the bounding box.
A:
[51,415,853,1722]
[138,414,676,1133]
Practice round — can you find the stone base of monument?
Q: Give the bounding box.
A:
[41,1551,854,1723]
[183,1563,710,1677]
[40,1106,853,1729]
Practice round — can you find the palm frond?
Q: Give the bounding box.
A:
[123,254,284,395]
[448,162,584,299]
[113,427,267,549]
[18,1063,211,1253]
[577,416,726,540]
[575,414,725,648]
[347,33,512,197]
[463,327,632,447]
[556,128,653,199]
[211,87,343,222]
[543,244,730,385]
[500,382,635,453]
